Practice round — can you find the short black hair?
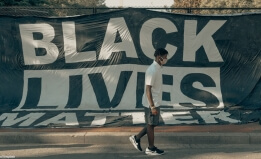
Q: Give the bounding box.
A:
[154,48,168,57]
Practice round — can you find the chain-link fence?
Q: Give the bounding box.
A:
[0,7,107,16]
[0,7,261,17]
[173,7,261,15]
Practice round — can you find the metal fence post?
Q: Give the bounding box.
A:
[93,7,97,14]
[1,7,261,16]
[187,8,191,13]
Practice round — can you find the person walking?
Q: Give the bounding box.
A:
[129,48,168,155]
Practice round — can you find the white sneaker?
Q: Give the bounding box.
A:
[129,135,142,151]
[145,147,164,155]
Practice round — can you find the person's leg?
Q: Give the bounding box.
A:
[136,107,150,141]
[145,107,164,155]
[129,107,149,152]
[136,125,147,141]
[146,124,155,149]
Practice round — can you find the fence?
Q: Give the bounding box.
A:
[1,7,261,17]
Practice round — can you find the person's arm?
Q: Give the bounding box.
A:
[146,85,158,115]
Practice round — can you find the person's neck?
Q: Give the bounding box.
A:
[155,59,162,66]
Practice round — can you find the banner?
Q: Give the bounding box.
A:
[0,8,260,127]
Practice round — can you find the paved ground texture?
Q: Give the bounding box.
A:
[0,122,260,158]
[0,122,261,144]
[0,144,260,159]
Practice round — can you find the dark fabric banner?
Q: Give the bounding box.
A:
[0,8,260,128]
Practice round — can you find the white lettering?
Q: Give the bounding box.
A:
[99,18,138,60]
[36,113,79,126]
[63,21,96,63]
[121,112,145,124]
[161,111,198,124]
[196,111,239,124]
[0,113,45,126]
[14,65,223,111]
[140,18,177,59]
[183,20,226,62]
[19,23,59,65]
[15,65,143,111]
[85,113,119,126]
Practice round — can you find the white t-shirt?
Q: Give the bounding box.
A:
[142,60,162,108]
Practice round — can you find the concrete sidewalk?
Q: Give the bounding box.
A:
[0,122,261,145]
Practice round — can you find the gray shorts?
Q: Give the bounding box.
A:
[144,106,160,126]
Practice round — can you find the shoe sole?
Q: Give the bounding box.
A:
[145,152,164,155]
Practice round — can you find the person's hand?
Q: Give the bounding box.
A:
[151,107,158,115]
